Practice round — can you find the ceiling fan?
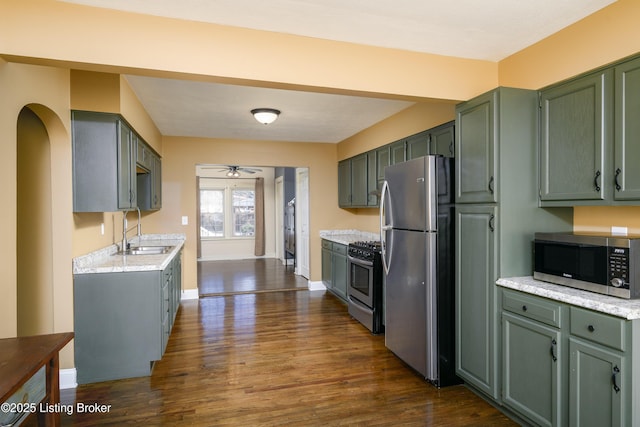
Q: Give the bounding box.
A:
[211,165,263,177]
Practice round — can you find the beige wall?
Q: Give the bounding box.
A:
[0,60,74,368]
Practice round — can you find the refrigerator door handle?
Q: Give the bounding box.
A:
[380,180,392,275]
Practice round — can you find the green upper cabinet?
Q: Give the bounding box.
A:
[429,121,455,158]
[137,151,162,211]
[614,56,640,200]
[406,130,429,160]
[350,153,368,206]
[338,153,371,208]
[338,159,351,207]
[539,54,640,206]
[376,145,391,202]
[367,151,378,206]
[73,110,161,212]
[539,70,613,204]
[338,120,456,209]
[455,90,497,203]
[72,111,137,212]
[117,120,137,210]
[389,139,406,165]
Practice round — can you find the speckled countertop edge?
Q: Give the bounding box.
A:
[73,233,186,274]
[497,276,640,320]
[319,229,380,245]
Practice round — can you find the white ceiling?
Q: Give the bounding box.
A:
[62,0,616,143]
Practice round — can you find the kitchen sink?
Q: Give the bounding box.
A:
[115,245,174,256]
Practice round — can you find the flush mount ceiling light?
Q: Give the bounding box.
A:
[251,108,280,125]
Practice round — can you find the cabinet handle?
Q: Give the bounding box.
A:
[522,305,527,312]
[488,176,494,194]
[612,365,621,393]
[550,338,557,362]
[588,324,595,332]
[615,168,622,191]
[489,214,495,232]
[594,170,601,192]
[449,140,454,156]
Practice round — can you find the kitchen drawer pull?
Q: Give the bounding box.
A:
[550,338,557,362]
[594,170,601,192]
[615,168,622,191]
[488,176,494,194]
[588,324,595,332]
[522,305,528,312]
[612,366,620,393]
[489,214,495,232]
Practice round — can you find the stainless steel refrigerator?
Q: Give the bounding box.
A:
[380,155,458,387]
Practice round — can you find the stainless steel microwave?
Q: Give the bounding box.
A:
[533,232,640,299]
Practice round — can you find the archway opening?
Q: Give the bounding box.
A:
[16,106,54,336]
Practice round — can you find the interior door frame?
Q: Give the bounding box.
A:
[275,176,284,263]
[295,168,310,279]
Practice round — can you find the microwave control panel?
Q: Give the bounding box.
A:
[608,246,630,289]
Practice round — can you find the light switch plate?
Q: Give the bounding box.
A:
[181,216,189,225]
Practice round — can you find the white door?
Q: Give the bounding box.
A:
[275,176,284,263]
[295,168,310,279]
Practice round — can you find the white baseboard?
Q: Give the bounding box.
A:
[308,281,326,291]
[181,289,199,300]
[60,368,77,389]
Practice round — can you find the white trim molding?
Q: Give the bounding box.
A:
[60,368,77,389]
[307,281,326,291]
[181,288,199,300]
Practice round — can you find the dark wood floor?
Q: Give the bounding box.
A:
[57,260,516,426]
[198,258,307,296]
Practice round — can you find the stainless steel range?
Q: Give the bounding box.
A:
[347,240,384,334]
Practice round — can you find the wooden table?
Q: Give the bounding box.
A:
[0,333,74,426]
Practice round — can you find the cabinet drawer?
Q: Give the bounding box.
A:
[502,289,562,328]
[332,243,347,255]
[0,366,46,426]
[570,307,626,351]
[321,239,332,250]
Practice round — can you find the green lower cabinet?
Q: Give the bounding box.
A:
[321,242,333,290]
[320,240,348,302]
[331,244,348,301]
[502,312,563,427]
[569,338,625,427]
[74,251,182,384]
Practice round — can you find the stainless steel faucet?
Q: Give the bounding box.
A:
[122,210,129,250]
[122,207,142,250]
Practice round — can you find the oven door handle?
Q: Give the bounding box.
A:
[347,255,373,268]
[348,295,373,312]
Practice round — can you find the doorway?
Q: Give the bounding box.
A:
[196,165,309,295]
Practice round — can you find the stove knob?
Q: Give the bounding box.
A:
[611,278,624,288]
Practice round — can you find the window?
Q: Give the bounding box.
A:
[200,189,224,237]
[199,185,255,239]
[232,190,255,236]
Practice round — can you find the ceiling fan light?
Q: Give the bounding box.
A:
[251,108,280,125]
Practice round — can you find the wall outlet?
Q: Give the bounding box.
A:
[181,216,189,225]
[101,223,105,235]
[612,226,628,236]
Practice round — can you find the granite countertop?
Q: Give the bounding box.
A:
[73,233,186,274]
[319,229,380,245]
[497,276,640,320]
